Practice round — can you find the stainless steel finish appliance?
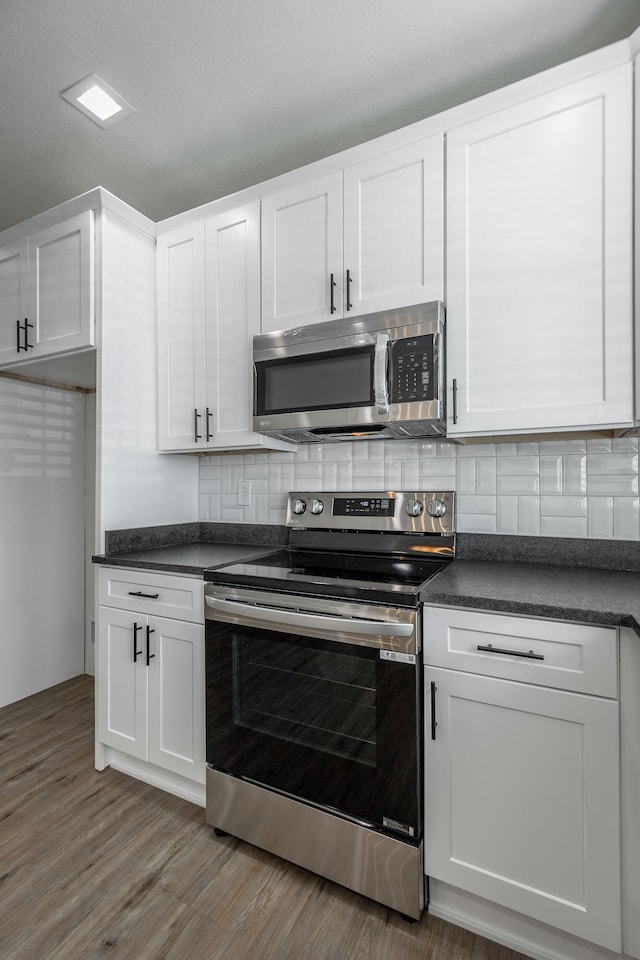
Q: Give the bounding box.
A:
[253,302,445,442]
[204,490,455,919]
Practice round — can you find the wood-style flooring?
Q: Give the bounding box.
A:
[0,676,534,960]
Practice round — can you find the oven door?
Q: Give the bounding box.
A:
[205,587,422,840]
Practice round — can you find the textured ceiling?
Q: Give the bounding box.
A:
[1,0,640,233]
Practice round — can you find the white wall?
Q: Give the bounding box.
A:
[96,209,198,550]
[0,377,86,707]
[198,436,639,539]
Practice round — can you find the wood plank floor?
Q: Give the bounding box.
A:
[0,676,534,960]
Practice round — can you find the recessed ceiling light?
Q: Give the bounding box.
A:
[61,74,134,129]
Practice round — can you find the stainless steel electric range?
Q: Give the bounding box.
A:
[203,490,455,919]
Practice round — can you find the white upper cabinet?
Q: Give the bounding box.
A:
[446,63,633,436]
[261,136,444,333]
[0,211,94,367]
[157,203,292,452]
[157,221,208,451]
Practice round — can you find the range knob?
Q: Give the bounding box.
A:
[427,500,447,518]
[405,499,424,517]
[292,498,306,515]
[310,498,324,515]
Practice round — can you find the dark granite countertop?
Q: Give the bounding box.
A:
[92,521,287,576]
[422,560,640,636]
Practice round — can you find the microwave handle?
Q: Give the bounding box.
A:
[374,333,390,414]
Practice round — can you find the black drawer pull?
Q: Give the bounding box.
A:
[128,591,160,600]
[146,625,155,666]
[132,622,142,662]
[430,680,437,741]
[477,643,544,661]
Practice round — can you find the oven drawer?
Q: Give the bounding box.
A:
[423,606,617,697]
[98,567,204,623]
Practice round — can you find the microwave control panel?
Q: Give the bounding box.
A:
[390,335,435,403]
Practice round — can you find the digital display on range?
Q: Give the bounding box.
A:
[333,497,395,517]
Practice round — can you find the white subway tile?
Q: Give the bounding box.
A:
[457,442,495,458]
[516,442,539,456]
[250,478,268,495]
[268,505,288,525]
[294,461,324,481]
[253,494,269,523]
[540,516,588,538]
[457,513,498,533]
[199,478,221,495]
[540,439,588,455]
[588,454,638,476]
[476,458,496,495]
[420,458,456,478]
[337,462,353,488]
[497,497,518,534]
[307,444,323,462]
[220,506,245,523]
[541,496,587,517]
[387,440,419,459]
[417,440,438,459]
[208,495,221,521]
[402,461,420,489]
[367,441,386,461]
[322,462,338,488]
[587,438,612,454]
[200,463,221,480]
[563,455,587,495]
[352,461,385,482]
[198,494,210,521]
[384,460,403,489]
[588,498,613,539]
[267,450,296,464]
[457,495,496,515]
[352,442,371,461]
[323,442,353,462]
[498,456,539,476]
[244,463,269,480]
[294,445,309,462]
[613,498,640,540]
[281,463,295,493]
[612,437,639,454]
[496,443,517,457]
[497,475,540,496]
[518,497,541,535]
[540,456,562,496]
[456,458,476,494]
[436,440,459,458]
[588,475,639,496]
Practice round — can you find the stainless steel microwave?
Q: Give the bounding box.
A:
[253,301,445,443]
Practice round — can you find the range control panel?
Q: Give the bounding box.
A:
[286,490,455,535]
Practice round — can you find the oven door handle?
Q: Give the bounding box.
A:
[205,596,415,652]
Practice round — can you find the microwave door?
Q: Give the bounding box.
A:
[254,344,376,421]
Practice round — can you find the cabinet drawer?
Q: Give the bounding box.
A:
[98,567,204,623]
[424,606,617,697]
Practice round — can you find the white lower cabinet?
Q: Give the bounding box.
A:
[424,607,621,953]
[97,569,205,787]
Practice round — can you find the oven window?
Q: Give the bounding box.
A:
[233,636,376,767]
[257,345,375,415]
[206,618,421,838]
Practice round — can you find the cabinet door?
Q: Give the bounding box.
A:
[0,239,33,364]
[447,63,632,436]
[97,607,148,761]
[157,222,208,450]
[261,172,343,332]
[30,211,95,358]
[204,202,261,448]
[424,667,621,951]
[147,616,205,783]
[343,136,444,316]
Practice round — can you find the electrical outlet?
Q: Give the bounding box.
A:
[237,481,252,506]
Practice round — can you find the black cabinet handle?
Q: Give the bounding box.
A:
[16,319,22,353]
[346,269,353,311]
[128,591,159,599]
[206,407,213,442]
[132,622,142,662]
[430,681,437,740]
[477,643,544,661]
[194,408,202,442]
[24,319,33,350]
[330,273,337,314]
[452,378,458,425]
[16,319,33,353]
[146,625,155,666]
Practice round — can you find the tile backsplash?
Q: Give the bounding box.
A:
[198,436,640,540]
